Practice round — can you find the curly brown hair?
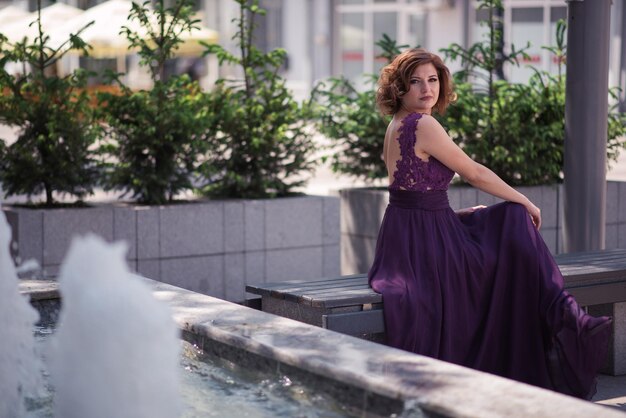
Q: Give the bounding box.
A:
[376,48,455,116]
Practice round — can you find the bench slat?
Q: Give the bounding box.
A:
[248,249,626,309]
[247,274,367,297]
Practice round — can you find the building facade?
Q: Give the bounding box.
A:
[2,0,625,108]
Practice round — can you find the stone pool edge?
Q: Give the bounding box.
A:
[20,278,623,418]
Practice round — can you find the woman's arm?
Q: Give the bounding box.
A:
[416,115,542,228]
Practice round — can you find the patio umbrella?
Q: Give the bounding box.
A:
[1,3,84,44]
[0,5,30,29]
[49,0,217,58]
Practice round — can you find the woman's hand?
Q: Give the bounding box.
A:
[525,202,542,229]
[456,205,487,217]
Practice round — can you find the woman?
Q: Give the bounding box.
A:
[368,48,611,400]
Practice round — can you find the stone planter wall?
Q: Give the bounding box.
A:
[340,181,626,275]
[4,195,340,303]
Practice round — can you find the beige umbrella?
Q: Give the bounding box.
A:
[1,3,84,44]
[0,5,30,29]
[49,0,217,58]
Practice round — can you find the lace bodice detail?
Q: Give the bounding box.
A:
[389,113,454,192]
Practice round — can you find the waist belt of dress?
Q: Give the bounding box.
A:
[388,189,450,210]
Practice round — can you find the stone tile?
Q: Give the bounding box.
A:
[224,202,244,253]
[555,227,564,255]
[340,189,387,238]
[619,224,626,248]
[606,224,619,249]
[43,207,114,265]
[539,228,558,255]
[4,208,44,266]
[619,182,626,223]
[113,206,137,260]
[476,190,497,207]
[137,259,161,280]
[458,186,478,209]
[137,207,160,260]
[160,202,224,258]
[606,182,619,224]
[266,196,323,249]
[224,253,245,302]
[322,196,340,245]
[341,234,377,275]
[244,200,265,251]
[517,186,542,211]
[323,244,341,277]
[540,184,559,230]
[160,255,224,298]
[245,251,265,285]
[266,246,323,282]
[447,186,461,211]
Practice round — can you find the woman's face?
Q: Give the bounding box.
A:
[401,63,440,115]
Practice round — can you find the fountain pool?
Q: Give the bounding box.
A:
[24,325,358,418]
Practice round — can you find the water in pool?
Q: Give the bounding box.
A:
[27,325,352,418]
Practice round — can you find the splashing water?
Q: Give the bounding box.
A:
[0,211,42,417]
[50,233,182,418]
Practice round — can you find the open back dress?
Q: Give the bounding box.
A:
[368,112,612,400]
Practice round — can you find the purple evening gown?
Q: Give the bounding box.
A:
[368,112,612,400]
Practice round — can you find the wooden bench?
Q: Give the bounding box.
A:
[246,248,626,375]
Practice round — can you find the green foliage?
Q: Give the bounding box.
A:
[439,3,626,185]
[310,35,407,180]
[199,0,315,198]
[99,0,215,204]
[0,3,99,206]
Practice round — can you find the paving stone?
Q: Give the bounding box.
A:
[244,201,265,251]
[322,196,340,245]
[224,201,245,253]
[224,253,245,302]
[266,246,323,282]
[160,203,224,258]
[113,206,137,260]
[137,207,160,260]
[43,207,113,266]
[160,255,224,298]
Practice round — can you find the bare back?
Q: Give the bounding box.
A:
[383,112,454,192]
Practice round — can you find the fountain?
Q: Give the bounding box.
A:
[1,209,181,417]
[50,234,181,418]
[0,211,42,418]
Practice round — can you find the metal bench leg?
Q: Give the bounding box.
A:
[588,302,626,376]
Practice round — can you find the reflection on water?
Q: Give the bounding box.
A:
[27,326,353,418]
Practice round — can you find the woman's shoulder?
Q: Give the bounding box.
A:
[415,113,445,135]
[416,113,440,126]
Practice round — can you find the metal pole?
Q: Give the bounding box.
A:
[563,0,612,253]
[617,0,626,112]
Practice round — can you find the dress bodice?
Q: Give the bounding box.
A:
[389,112,454,192]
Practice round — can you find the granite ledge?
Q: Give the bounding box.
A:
[148,278,621,418]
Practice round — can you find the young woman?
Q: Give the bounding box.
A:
[368,47,611,400]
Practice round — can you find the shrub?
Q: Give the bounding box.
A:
[310,35,404,181]
[0,3,99,206]
[199,0,315,198]
[439,0,626,185]
[98,0,216,204]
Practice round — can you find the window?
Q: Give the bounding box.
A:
[335,0,427,86]
[470,1,571,83]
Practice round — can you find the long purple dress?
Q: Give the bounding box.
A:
[368,112,612,400]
